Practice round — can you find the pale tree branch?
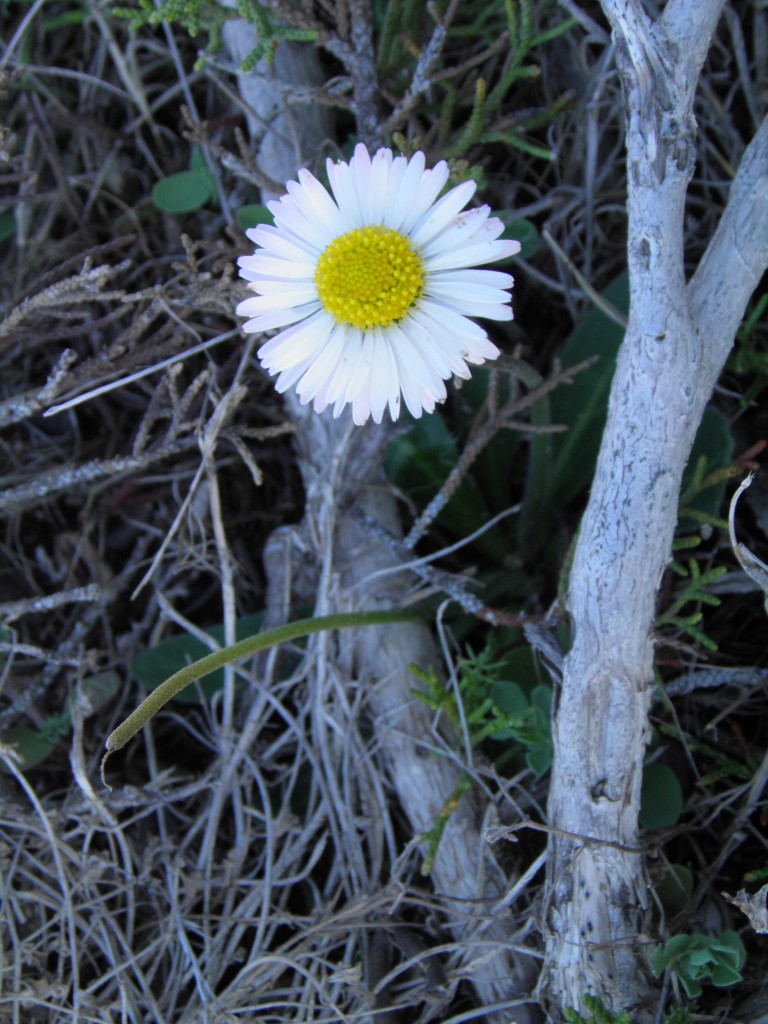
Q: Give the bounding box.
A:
[660,0,726,75]
[540,2,768,1021]
[691,113,768,375]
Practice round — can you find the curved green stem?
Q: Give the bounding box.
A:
[101,608,417,786]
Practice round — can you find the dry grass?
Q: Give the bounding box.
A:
[1,1,767,1021]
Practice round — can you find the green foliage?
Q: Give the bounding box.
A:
[152,147,215,214]
[132,612,263,702]
[0,672,119,770]
[414,643,551,873]
[639,762,684,830]
[235,203,273,231]
[564,994,696,1024]
[0,211,15,244]
[656,546,727,652]
[445,1,576,160]
[378,0,575,161]
[655,864,694,914]
[677,408,736,529]
[656,720,753,785]
[419,773,472,876]
[112,0,316,69]
[521,278,735,557]
[663,1010,697,1024]
[519,273,628,551]
[384,407,508,558]
[563,995,632,1024]
[490,677,553,775]
[412,644,553,775]
[728,291,768,407]
[651,930,746,998]
[495,213,542,261]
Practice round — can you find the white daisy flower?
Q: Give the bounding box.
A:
[237,143,521,426]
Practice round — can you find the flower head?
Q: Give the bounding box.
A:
[237,144,521,425]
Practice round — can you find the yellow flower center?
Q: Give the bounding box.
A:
[315,226,424,330]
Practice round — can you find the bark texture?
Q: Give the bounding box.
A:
[540,1,768,1018]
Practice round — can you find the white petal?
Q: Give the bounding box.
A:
[326,159,364,229]
[237,291,313,316]
[420,206,491,257]
[368,333,393,424]
[242,282,319,306]
[237,253,316,281]
[349,142,372,178]
[352,388,372,426]
[431,268,515,289]
[350,145,374,223]
[380,155,409,228]
[247,223,319,261]
[295,326,349,404]
[367,149,392,226]
[392,156,448,234]
[312,326,357,410]
[424,281,513,320]
[331,331,365,416]
[272,194,334,251]
[274,361,311,393]
[258,311,331,371]
[409,181,476,247]
[388,324,445,416]
[291,169,341,230]
[343,333,375,405]
[401,314,454,379]
[425,237,519,271]
[465,335,501,363]
[415,300,489,341]
[239,301,320,333]
[425,279,512,306]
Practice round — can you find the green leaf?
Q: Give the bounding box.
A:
[76,671,121,713]
[452,365,525,515]
[711,930,746,967]
[678,975,702,999]
[687,948,714,967]
[0,671,120,770]
[236,204,274,230]
[132,613,263,702]
[490,679,529,717]
[679,406,735,525]
[531,684,553,719]
[152,170,213,213]
[526,743,552,777]
[651,944,669,977]
[189,146,214,183]
[547,272,629,506]
[43,4,88,28]
[656,864,694,914]
[1,724,62,770]
[664,934,695,960]
[711,964,743,987]
[384,412,503,556]
[0,211,16,244]
[520,273,628,551]
[640,761,684,829]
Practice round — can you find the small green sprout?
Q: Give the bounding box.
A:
[651,930,746,998]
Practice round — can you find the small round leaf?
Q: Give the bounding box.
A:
[236,204,274,230]
[640,761,684,829]
[152,170,213,213]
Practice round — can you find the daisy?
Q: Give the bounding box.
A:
[237,143,521,426]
